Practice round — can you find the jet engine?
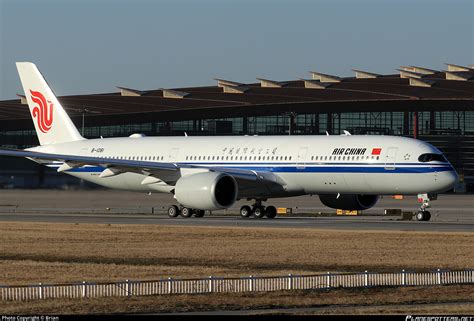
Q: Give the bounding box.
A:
[174,172,238,210]
[319,194,379,210]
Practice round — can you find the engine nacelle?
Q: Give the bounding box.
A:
[319,194,379,210]
[174,172,238,210]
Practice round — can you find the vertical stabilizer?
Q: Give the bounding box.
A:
[16,62,84,145]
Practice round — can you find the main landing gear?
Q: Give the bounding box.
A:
[167,205,205,218]
[240,200,277,219]
[415,193,436,222]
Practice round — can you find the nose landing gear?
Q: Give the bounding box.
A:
[416,210,431,222]
[416,193,436,221]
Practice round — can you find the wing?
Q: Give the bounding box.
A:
[0,148,286,193]
[0,148,177,179]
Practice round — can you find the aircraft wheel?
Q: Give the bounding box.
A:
[265,206,277,219]
[168,205,179,218]
[180,207,193,218]
[416,211,431,221]
[423,211,431,221]
[194,210,205,218]
[240,205,252,218]
[416,211,424,221]
[253,206,266,218]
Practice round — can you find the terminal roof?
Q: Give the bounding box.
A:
[352,69,380,79]
[1,63,474,129]
[310,71,341,83]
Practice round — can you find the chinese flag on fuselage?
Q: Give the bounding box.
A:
[372,148,382,155]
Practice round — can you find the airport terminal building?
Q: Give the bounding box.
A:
[1,63,474,191]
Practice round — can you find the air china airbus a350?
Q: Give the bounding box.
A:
[0,63,458,221]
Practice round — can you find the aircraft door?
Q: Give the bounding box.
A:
[296,147,308,170]
[168,148,180,163]
[384,147,397,170]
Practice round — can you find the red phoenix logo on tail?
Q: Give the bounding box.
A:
[30,90,53,133]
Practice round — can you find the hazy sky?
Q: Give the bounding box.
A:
[0,0,472,100]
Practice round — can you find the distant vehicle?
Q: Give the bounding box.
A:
[0,63,458,221]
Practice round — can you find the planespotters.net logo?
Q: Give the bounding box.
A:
[406,316,474,321]
[30,90,54,133]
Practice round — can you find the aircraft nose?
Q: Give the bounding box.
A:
[438,168,458,191]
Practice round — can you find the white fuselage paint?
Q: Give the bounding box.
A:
[29,135,458,199]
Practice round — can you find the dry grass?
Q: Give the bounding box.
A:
[0,285,472,314]
[0,222,472,285]
[0,222,473,314]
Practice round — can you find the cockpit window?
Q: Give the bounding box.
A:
[418,153,446,162]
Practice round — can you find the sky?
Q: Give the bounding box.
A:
[0,0,472,100]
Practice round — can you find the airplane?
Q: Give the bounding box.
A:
[0,62,459,222]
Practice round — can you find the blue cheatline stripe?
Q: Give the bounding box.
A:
[48,166,105,173]
[46,164,454,174]
[42,161,449,167]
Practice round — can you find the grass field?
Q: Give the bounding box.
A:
[0,222,472,314]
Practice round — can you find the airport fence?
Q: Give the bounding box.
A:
[1,269,472,301]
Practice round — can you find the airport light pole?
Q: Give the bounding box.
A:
[79,107,95,136]
[82,109,87,136]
